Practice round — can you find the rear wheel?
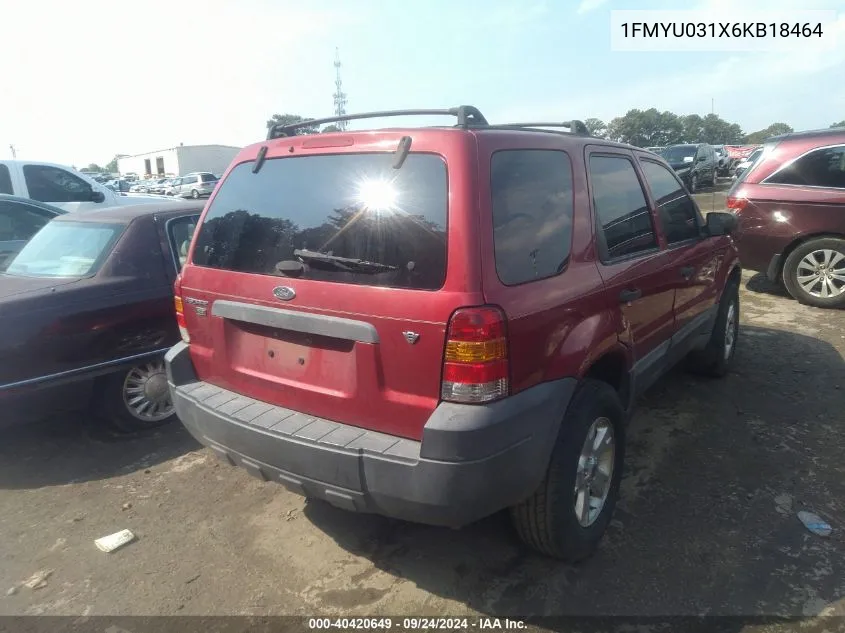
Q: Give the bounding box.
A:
[95,358,177,433]
[712,168,718,186]
[689,173,698,193]
[782,238,845,309]
[510,380,625,561]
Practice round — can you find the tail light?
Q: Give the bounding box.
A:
[174,275,189,343]
[441,306,509,404]
[726,195,748,212]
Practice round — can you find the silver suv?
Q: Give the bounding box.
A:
[167,173,219,199]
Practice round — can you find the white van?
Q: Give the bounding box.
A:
[0,160,167,212]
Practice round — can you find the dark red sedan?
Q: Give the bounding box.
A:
[727,128,845,308]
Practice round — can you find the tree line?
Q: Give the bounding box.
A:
[267,111,845,147]
[266,114,341,135]
[565,110,843,147]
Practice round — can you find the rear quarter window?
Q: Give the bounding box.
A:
[192,153,448,290]
[0,165,12,195]
[490,150,574,285]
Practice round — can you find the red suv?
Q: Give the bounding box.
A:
[166,106,741,561]
[728,128,845,308]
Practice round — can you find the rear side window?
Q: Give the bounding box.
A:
[491,150,573,285]
[199,173,218,183]
[23,165,92,203]
[192,153,448,290]
[765,145,845,189]
[0,200,55,240]
[0,165,12,194]
[640,160,701,244]
[589,155,657,260]
[167,215,200,270]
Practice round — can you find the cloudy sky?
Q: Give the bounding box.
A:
[0,0,842,167]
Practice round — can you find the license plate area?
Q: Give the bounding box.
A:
[225,321,356,393]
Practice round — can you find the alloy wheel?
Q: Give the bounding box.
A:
[796,249,845,299]
[723,300,738,360]
[574,417,615,527]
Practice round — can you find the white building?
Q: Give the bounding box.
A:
[117,144,242,178]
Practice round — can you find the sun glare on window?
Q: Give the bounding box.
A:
[355,178,398,213]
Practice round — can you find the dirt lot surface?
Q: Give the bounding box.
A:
[1,187,843,622]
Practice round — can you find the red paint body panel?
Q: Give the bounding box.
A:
[178,126,740,442]
[730,130,845,273]
[180,131,483,440]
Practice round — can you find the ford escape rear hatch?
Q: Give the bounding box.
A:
[180,151,453,439]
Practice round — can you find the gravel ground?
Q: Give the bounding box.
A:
[1,211,843,623]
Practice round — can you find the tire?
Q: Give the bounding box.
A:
[191,189,199,199]
[510,379,625,562]
[782,237,845,309]
[712,168,718,187]
[689,173,697,194]
[686,280,739,377]
[94,358,177,433]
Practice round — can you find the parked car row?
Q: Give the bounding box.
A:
[1,159,168,212]
[130,173,219,199]
[642,143,745,190]
[1,197,203,430]
[659,143,719,193]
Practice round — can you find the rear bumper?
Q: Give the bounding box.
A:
[166,342,575,527]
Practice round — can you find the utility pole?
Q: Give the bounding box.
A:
[9,144,16,159]
[333,47,348,131]
[711,98,714,115]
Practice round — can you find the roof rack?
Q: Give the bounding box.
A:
[497,121,590,136]
[266,106,489,139]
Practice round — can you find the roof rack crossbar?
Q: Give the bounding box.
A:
[267,106,489,139]
[498,121,590,136]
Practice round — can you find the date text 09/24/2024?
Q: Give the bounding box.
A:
[307,618,527,630]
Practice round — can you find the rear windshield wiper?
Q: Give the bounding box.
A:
[291,249,398,274]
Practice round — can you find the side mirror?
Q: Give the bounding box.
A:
[90,190,106,203]
[706,211,737,236]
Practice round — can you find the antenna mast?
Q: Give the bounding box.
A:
[333,48,348,131]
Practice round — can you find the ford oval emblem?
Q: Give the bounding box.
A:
[272,286,296,301]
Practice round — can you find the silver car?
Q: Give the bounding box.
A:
[167,173,219,199]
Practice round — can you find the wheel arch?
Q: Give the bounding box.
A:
[582,347,633,413]
[777,232,845,279]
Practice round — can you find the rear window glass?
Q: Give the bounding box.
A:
[491,150,573,285]
[199,173,218,182]
[192,153,448,290]
[732,146,768,186]
[661,145,697,163]
[5,222,122,277]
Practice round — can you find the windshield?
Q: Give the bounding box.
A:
[192,153,448,290]
[5,221,123,277]
[661,146,697,163]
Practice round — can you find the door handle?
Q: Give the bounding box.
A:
[619,288,642,303]
[680,266,695,280]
